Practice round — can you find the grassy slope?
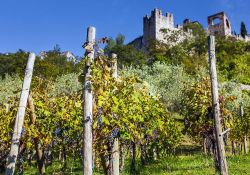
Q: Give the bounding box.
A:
[136,154,250,175]
[22,153,250,175]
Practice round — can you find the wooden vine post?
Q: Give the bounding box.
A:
[240,103,248,154]
[82,26,96,175]
[111,53,119,175]
[5,53,36,175]
[208,36,228,175]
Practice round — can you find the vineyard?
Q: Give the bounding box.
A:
[0,25,250,175]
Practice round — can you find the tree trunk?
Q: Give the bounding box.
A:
[34,138,45,175]
[243,136,248,154]
[130,142,136,175]
[100,152,109,175]
[107,143,113,175]
[5,53,36,175]
[83,26,96,175]
[203,137,207,154]
[208,36,228,175]
[240,143,243,154]
[63,146,67,169]
[28,93,46,174]
[140,144,145,166]
[59,151,62,161]
[47,145,53,165]
[145,142,149,161]
[27,149,32,165]
[120,143,125,172]
[232,141,236,155]
[153,146,157,160]
[17,141,25,175]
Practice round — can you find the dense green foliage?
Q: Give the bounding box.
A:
[104,34,147,67]
[0,50,28,78]
[125,62,190,112]
[0,55,181,174]
[216,37,250,84]
[1,24,250,174]
[147,23,208,74]
[0,48,78,80]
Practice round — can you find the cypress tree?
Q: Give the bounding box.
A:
[240,21,247,38]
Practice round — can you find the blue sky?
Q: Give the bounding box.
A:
[0,0,249,56]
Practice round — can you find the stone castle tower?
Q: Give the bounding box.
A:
[207,12,250,41]
[208,12,232,36]
[143,8,175,44]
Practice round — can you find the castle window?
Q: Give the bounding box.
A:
[226,19,230,28]
[212,18,221,25]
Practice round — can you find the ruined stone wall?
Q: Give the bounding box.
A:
[207,12,250,42]
[208,12,232,36]
[234,34,250,42]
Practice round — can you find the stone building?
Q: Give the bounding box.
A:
[208,12,232,36]
[130,9,250,50]
[143,9,175,44]
[130,8,193,50]
[208,12,250,41]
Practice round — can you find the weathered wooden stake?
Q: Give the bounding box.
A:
[208,36,228,175]
[5,53,36,175]
[111,53,119,175]
[83,26,96,175]
[240,103,248,154]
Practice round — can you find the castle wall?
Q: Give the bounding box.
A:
[234,34,250,42]
[143,14,156,42]
[143,9,175,45]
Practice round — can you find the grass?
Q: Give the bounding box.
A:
[4,145,249,175]
[135,154,250,175]
[20,152,250,175]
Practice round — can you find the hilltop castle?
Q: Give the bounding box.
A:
[130,9,250,50]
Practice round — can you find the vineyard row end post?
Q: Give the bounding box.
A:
[111,53,119,175]
[5,53,36,175]
[82,26,96,175]
[208,35,228,175]
[240,103,248,154]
